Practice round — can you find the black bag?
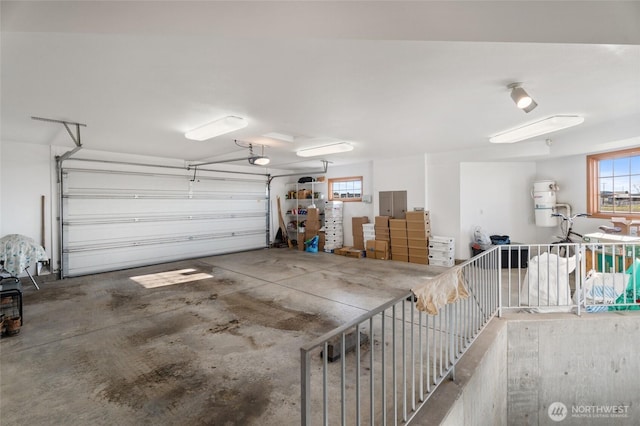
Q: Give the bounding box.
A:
[298,176,315,183]
[490,235,510,245]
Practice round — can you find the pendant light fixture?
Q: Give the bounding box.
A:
[508,83,538,113]
[247,143,270,166]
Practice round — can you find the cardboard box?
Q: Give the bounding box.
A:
[409,247,429,257]
[298,232,305,251]
[305,230,319,241]
[297,189,312,199]
[405,210,430,222]
[335,247,365,258]
[429,258,454,267]
[391,245,408,255]
[389,219,407,230]
[406,220,430,231]
[610,218,640,235]
[375,216,391,227]
[304,219,321,230]
[375,240,389,260]
[352,217,370,233]
[390,228,407,239]
[375,234,391,242]
[366,239,376,256]
[409,255,429,265]
[407,229,431,239]
[407,237,428,249]
[307,208,320,221]
[429,253,454,261]
[392,254,409,262]
[430,235,455,244]
[391,237,409,247]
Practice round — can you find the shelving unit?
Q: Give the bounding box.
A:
[284,180,326,239]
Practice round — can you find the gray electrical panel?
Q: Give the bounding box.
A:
[379,190,407,219]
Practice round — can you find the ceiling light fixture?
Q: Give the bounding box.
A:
[247,143,270,166]
[262,132,295,143]
[489,115,585,144]
[508,83,538,113]
[185,115,248,141]
[296,142,353,157]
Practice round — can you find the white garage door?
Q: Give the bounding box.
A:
[61,163,268,277]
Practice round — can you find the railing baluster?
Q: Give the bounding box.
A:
[381,312,386,426]
[323,341,329,426]
[392,304,397,426]
[402,299,407,422]
[418,308,423,402]
[341,332,346,425]
[411,298,415,412]
[356,324,361,426]
[370,317,374,426]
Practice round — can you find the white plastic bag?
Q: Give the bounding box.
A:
[473,226,492,249]
[520,252,575,312]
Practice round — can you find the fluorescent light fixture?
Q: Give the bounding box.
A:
[296,142,353,157]
[262,132,295,143]
[489,115,584,144]
[185,116,248,141]
[508,83,538,113]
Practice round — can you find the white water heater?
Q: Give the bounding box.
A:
[531,180,559,227]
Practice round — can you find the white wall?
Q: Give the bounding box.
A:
[1,141,285,275]
[326,161,374,246]
[1,141,53,265]
[427,159,461,253]
[2,138,615,267]
[460,162,538,257]
[535,154,610,240]
[372,154,426,213]
[0,138,3,236]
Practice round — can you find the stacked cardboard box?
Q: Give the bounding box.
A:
[318,231,325,252]
[389,219,408,262]
[366,239,389,260]
[304,208,322,241]
[362,223,375,246]
[352,216,370,250]
[374,216,391,243]
[323,201,344,252]
[428,236,455,267]
[406,211,431,265]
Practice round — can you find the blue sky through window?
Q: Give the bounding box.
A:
[599,155,640,193]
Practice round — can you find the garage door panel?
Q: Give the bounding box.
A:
[64,234,265,277]
[61,166,268,277]
[63,199,267,220]
[64,219,266,246]
[64,168,266,194]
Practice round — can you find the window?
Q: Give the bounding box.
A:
[328,176,363,202]
[587,147,640,218]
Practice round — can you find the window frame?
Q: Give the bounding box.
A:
[587,147,640,219]
[328,176,363,202]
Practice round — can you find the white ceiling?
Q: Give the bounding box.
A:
[2,1,639,170]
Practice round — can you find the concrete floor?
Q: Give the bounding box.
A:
[0,248,445,425]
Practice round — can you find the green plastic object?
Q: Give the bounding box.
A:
[610,259,640,311]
